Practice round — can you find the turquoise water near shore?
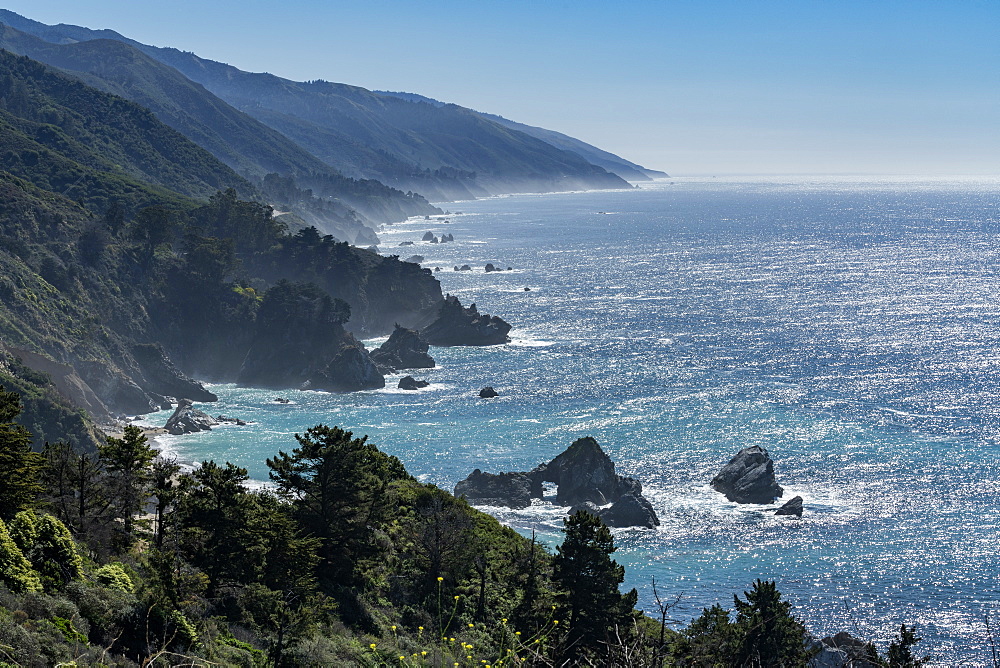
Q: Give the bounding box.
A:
[142,176,1000,661]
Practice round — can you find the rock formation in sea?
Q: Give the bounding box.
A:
[710,445,783,504]
[479,386,499,398]
[775,495,803,517]
[398,376,430,390]
[454,470,533,508]
[164,398,218,435]
[370,325,435,372]
[421,295,512,346]
[454,436,659,528]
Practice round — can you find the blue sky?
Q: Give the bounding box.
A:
[3,1,998,175]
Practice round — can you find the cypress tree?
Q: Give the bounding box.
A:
[552,510,637,660]
[0,387,44,519]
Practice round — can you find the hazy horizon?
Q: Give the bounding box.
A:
[3,0,997,177]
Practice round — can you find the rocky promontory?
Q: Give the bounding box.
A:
[237,281,385,392]
[711,445,783,504]
[370,325,435,372]
[421,295,511,346]
[454,436,659,528]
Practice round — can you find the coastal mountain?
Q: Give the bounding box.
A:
[0,49,445,422]
[0,23,441,240]
[0,9,641,202]
[378,90,667,182]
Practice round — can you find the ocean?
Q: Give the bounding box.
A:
[141,175,1000,662]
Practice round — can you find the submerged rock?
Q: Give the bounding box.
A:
[398,376,430,390]
[479,386,499,398]
[404,255,424,264]
[164,398,217,435]
[370,325,435,371]
[455,469,533,508]
[711,445,783,504]
[775,495,803,517]
[421,295,512,346]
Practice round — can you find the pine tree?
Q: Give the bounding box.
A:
[266,424,408,589]
[99,424,158,548]
[733,579,813,667]
[0,387,44,519]
[552,510,638,660]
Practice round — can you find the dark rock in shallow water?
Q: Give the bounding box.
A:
[215,414,249,426]
[274,397,290,404]
[458,436,659,528]
[599,491,660,529]
[459,264,471,271]
[370,325,435,371]
[421,295,512,346]
[164,398,217,435]
[479,386,498,398]
[398,376,430,390]
[775,495,803,517]
[711,445,783,504]
[455,469,533,508]
[485,263,497,272]
[422,231,435,241]
[404,255,424,264]
[304,342,385,392]
[399,241,414,246]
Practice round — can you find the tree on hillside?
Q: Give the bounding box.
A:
[266,425,408,590]
[552,510,638,660]
[0,387,44,519]
[99,424,157,548]
[733,579,813,667]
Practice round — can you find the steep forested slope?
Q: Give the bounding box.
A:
[0,50,444,420]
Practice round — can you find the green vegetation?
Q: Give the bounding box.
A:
[0,379,936,666]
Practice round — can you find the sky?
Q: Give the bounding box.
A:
[2,0,998,175]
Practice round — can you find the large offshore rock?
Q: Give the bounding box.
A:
[711,445,783,504]
[421,295,511,346]
[164,398,217,435]
[455,469,533,509]
[456,436,659,528]
[531,436,624,506]
[370,325,435,371]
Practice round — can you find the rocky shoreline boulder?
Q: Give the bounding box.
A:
[421,295,511,346]
[164,398,217,435]
[479,386,498,398]
[454,436,659,528]
[711,445,783,504]
[370,325,435,372]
